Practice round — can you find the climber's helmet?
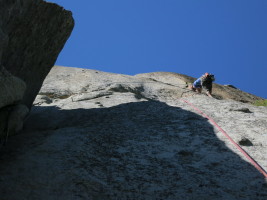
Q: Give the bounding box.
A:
[205,73,215,82]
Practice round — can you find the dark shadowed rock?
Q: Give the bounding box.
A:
[0,0,74,108]
[239,137,253,146]
[229,107,253,113]
[0,66,26,109]
[0,66,28,139]
[224,84,237,89]
[0,1,74,139]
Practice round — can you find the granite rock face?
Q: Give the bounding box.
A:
[0,0,74,108]
[136,72,263,103]
[0,66,266,200]
[0,0,74,139]
[0,66,28,139]
[0,66,26,109]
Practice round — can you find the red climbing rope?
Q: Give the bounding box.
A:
[181,99,267,179]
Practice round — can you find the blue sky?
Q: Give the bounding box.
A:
[47,0,266,99]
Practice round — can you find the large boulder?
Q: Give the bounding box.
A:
[0,0,74,108]
[0,0,74,139]
[0,66,26,109]
[0,66,28,139]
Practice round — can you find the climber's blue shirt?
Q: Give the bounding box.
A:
[193,78,202,88]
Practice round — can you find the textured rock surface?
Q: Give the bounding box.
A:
[0,0,74,108]
[0,66,26,109]
[0,0,74,139]
[0,66,28,139]
[0,66,266,199]
[136,72,263,103]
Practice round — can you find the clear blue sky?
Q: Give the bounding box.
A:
[47,0,267,99]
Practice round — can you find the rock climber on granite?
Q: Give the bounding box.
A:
[190,72,215,97]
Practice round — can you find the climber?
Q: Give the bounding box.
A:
[190,72,215,97]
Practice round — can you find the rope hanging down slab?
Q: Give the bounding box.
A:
[181,99,267,179]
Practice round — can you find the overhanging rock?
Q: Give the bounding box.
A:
[0,0,74,108]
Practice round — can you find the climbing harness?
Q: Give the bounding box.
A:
[181,99,267,179]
